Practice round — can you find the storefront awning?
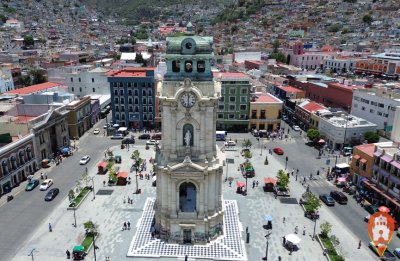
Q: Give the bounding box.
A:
[363,180,400,208]
[381,155,393,163]
[98,161,107,168]
[360,158,368,164]
[374,151,383,157]
[353,155,361,160]
[391,161,400,169]
[117,171,128,178]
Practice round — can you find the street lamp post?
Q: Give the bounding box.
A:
[28,248,35,261]
[90,177,95,200]
[260,137,263,156]
[262,232,272,260]
[72,203,77,227]
[93,232,97,261]
[225,159,228,182]
[313,217,317,240]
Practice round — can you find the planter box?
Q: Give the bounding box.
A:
[82,233,99,254]
[67,187,91,210]
[316,234,331,261]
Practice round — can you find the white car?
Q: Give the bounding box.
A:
[93,128,100,134]
[224,141,237,147]
[293,125,301,131]
[146,140,159,146]
[40,179,53,191]
[79,155,91,165]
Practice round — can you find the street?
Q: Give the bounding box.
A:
[0,120,119,261]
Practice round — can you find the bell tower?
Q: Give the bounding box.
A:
[154,30,224,244]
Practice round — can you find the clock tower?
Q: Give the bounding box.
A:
[154,29,224,244]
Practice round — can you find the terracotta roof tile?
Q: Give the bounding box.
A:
[6,82,60,95]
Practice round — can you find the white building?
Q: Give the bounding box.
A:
[391,106,400,143]
[323,57,360,72]
[0,69,15,93]
[319,113,377,150]
[351,87,400,131]
[67,67,110,97]
[234,51,261,63]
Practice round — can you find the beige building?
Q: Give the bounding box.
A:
[66,96,91,138]
[249,93,283,131]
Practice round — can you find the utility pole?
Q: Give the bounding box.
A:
[28,248,35,261]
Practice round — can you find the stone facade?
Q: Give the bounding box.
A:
[154,31,224,244]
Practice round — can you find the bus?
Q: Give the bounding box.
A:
[216,131,226,141]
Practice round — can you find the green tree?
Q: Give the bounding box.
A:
[272,39,280,53]
[130,36,136,45]
[18,75,31,87]
[83,220,99,236]
[363,14,373,25]
[131,150,143,192]
[23,35,34,46]
[328,24,342,33]
[243,151,252,159]
[303,192,321,213]
[269,52,286,63]
[68,189,75,203]
[307,129,321,141]
[242,139,252,149]
[75,180,82,193]
[320,221,332,238]
[135,53,147,66]
[29,69,47,84]
[81,171,89,186]
[364,132,379,143]
[277,169,289,188]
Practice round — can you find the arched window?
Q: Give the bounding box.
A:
[172,60,180,72]
[10,156,16,170]
[184,61,193,73]
[26,148,32,160]
[183,124,194,146]
[179,182,197,212]
[19,151,25,165]
[197,61,205,72]
[2,160,8,175]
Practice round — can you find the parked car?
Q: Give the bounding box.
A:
[40,179,53,191]
[93,128,100,134]
[111,134,124,140]
[146,140,159,146]
[225,141,236,147]
[293,125,301,131]
[330,191,348,204]
[273,147,284,155]
[103,123,110,129]
[79,155,91,165]
[319,194,335,206]
[365,205,379,215]
[44,188,60,201]
[25,179,40,191]
[138,134,151,140]
[369,242,396,260]
[151,133,162,140]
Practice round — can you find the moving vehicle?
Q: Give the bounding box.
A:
[40,179,53,191]
[25,179,40,191]
[117,127,128,136]
[273,147,284,155]
[45,188,60,201]
[111,134,124,139]
[151,133,162,140]
[103,123,110,129]
[79,155,91,165]
[93,128,100,134]
[343,146,353,156]
[330,191,348,204]
[293,125,301,131]
[319,194,335,206]
[122,137,135,144]
[225,140,236,147]
[368,242,396,260]
[146,140,159,146]
[216,131,226,141]
[138,133,151,140]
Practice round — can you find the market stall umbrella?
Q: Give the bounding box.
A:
[285,234,301,245]
[378,206,390,213]
[263,215,273,222]
[264,177,277,185]
[318,139,325,143]
[337,177,347,183]
[236,181,246,188]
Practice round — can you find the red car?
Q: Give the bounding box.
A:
[273,147,284,155]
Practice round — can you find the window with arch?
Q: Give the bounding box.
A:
[197,61,205,72]
[10,156,16,170]
[19,151,25,165]
[184,61,193,72]
[172,60,180,72]
[179,182,197,212]
[2,160,8,175]
[26,147,32,160]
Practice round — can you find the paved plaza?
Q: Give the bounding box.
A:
[11,137,377,261]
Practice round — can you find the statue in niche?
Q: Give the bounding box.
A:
[183,123,194,147]
[184,130,191,147]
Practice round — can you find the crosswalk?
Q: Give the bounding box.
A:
[297,175,335,188]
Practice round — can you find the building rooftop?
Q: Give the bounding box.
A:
[6,82,61,95]
[107,67,155,77]
[354,143,375,157]
[301,101,327,112]
[213,72,251,81]
[323,114,376,128]
[275,85,304,93]
[252,93,282,104]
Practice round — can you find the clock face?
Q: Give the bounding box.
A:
[180,92,197,108]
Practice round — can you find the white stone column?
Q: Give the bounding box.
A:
[199,181,204,216]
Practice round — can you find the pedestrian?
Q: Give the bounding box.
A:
[66,249,71,259]
[127,221,131,230]
[296,168,299,174]
[256,181,259,187]
[295,226,298,234]
[303,226,306,236]
[358,240,361,249]
[229,180,232,187]
[123,222,127,230]
[128,197,131,204]
[103,180,106,187]
[49,223,52,232]
[45,173,47,179]
[283,236,286,246]
[41,173,44,179]
[317,170,320,176]
[283,217,286,223]
[252,180,255,189]
[303,177,306,182]
[295,174,298,181]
